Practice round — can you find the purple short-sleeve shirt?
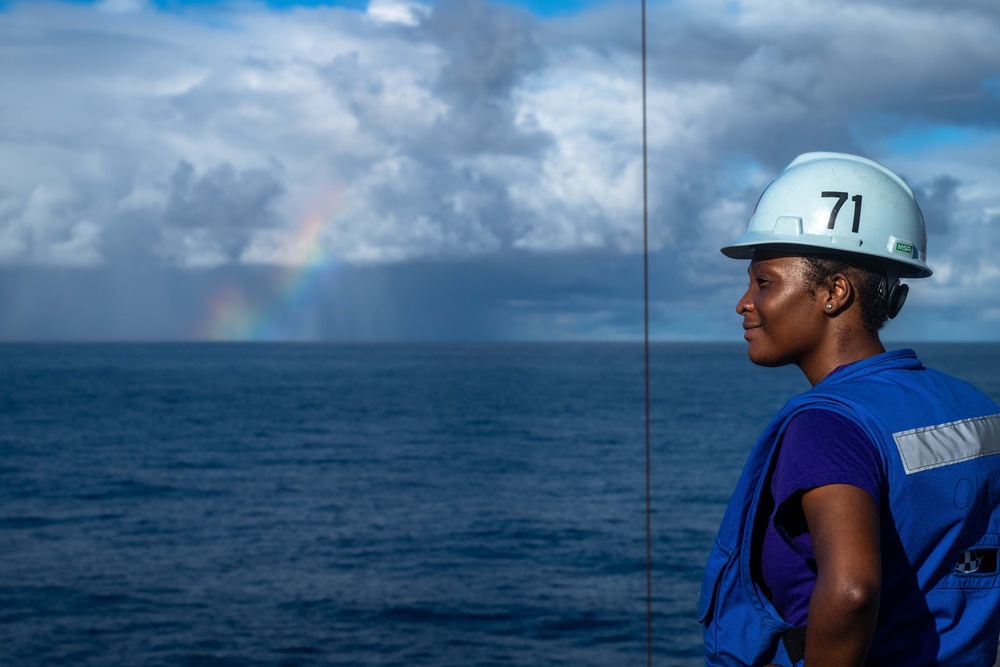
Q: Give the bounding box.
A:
[761,408,884,626]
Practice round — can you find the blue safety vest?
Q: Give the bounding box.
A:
[698,349,1000,666]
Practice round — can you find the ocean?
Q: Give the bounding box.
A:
[2,343,999,666]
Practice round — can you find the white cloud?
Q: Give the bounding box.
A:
[0,183,107,266]
[43,220,104,267]
[367,0,431,26]
[158,228,230,268]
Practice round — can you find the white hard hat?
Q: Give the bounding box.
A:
[721,152,932,278]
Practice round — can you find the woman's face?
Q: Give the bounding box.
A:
[736,253,826,368]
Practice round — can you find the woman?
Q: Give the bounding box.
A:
[698,153,1000,666]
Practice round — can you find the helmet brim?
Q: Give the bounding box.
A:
[721,233,933,278]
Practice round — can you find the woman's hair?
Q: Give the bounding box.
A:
[802,255,889,335]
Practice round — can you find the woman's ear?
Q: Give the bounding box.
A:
[823,273,852,315]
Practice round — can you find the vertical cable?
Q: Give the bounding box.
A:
[641,0,653,665]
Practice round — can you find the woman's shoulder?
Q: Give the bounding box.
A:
[776,408,884,503]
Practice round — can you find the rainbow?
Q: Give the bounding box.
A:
[196,191,340,341]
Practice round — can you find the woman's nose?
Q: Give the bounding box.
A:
[736,289,753,315]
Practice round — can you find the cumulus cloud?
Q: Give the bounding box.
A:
[367,0,430,26]
[157,160,285,267]
[1,0,999,339]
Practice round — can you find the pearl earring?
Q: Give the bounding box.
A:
[826,304,833,309]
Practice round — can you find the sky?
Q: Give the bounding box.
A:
[0,0,998,342]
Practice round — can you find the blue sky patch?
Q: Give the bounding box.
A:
[885,124,988,153]
[852,117,993,155]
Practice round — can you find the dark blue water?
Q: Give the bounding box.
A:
[2,343,998,666]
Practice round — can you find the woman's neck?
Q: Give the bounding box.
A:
[800,333,885,386]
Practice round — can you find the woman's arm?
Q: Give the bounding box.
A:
[801,483,881,666]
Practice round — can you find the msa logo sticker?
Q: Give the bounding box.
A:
[955,548,997,574]
[894,241,914,255]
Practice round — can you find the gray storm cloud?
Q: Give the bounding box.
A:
[157,161,286,267]
[1,0,999,340]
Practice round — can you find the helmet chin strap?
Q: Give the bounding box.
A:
[880,265,909,319]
